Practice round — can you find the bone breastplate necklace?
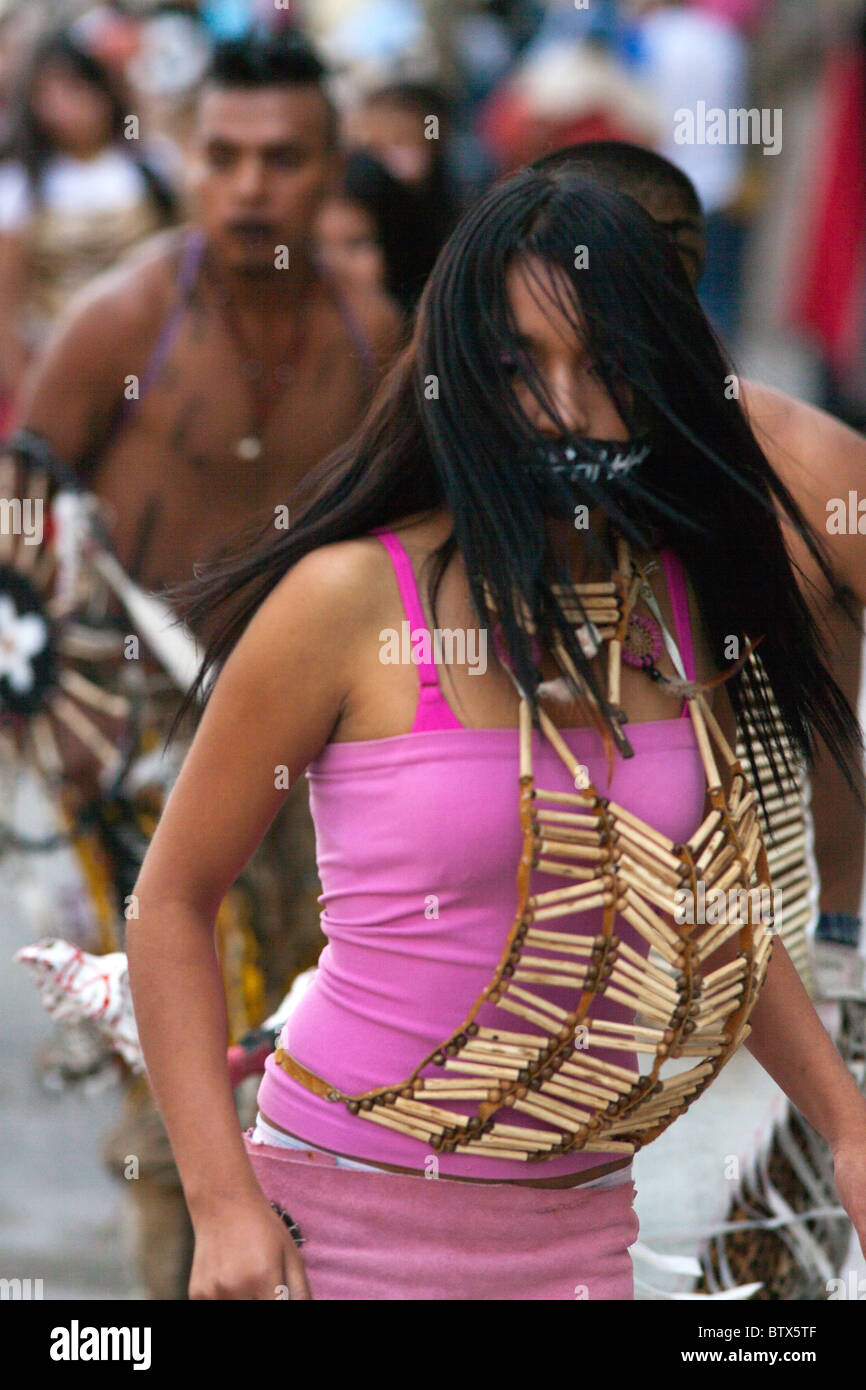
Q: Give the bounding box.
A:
[274,533,776,1161]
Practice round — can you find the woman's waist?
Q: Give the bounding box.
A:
[257,1037,642,1184]
[253,1106,634,1190]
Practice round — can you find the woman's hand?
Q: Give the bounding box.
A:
[189,1197,313,1301]
[832,1130,866,1262]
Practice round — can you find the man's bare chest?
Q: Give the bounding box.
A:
[113,318,369,479]
[87,304,373,585]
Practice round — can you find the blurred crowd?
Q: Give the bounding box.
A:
[1,0,866,433]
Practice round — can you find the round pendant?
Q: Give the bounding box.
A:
[236,436,262,462]
[623,610,662,669]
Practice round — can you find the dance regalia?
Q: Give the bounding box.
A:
[272,535,775,1160]
[0,431,271,1067]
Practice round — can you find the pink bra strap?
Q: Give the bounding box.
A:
[371,528,464,732]
[660,548,697,719]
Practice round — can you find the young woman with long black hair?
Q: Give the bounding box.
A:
[125,167,866,1300]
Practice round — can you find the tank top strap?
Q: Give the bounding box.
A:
[660,547,697,719]
[371,528,464,732]
[371,527,435,680]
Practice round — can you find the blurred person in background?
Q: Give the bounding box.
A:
[10,26,401,1300]
[308,0,430,82]
[16,30,400,594]
[68,2,142,71]
[477,1,658,175]
[345,81,463,245]
[622,0,754,345]
[0,2,27,152]
[315,146,448,315]
[198,0,257,41]
[0,26,179,412]
[125,3,214,179]
[689,0,768,31]
[790,4,866,432]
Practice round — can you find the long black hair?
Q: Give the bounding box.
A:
[7,29,176,220]
[176,166,863,813]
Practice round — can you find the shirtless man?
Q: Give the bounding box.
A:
[15,31,400,595]
[6,30,401,1300]
[12,30,400,986]
[533,141,866,967]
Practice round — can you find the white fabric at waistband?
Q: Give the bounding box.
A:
[249,1113,634,1188]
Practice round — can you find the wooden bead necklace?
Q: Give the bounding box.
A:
[274,533,776,1161]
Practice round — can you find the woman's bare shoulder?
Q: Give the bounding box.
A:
[266,535,394,616]
[211,536,404,735]
[260,527,442,639]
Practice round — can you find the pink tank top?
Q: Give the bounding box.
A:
[257,530,706,1179]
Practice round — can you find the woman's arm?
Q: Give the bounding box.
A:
[706,683,866,1255]
[125,540,376,1297]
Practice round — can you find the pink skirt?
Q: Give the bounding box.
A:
[242,1130,639,1300]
